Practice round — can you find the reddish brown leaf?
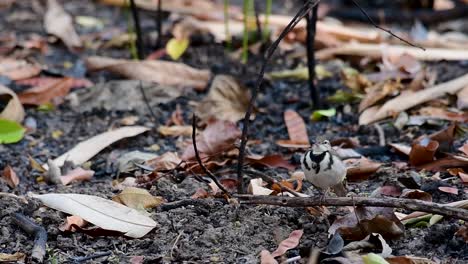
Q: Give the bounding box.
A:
[400,189,432,202]
[284,109,309,145]
[191,188,210,199]
[246,154,295,171]
[417,155,468,171]
[438,186,459,195]
[275,139,310,149]
[271,229,304,258]
[458,141,468,156]
[2,165,19,188]
[16,77,93,88]
[260,250,278,264]
[18,77,74,105]
[0,58,41,80]
[59,215,87,232]
[387,256,437,264]
[344,157,381,181]
[146,152,182,171]
[130,256,145,264]
[379,185,403,197]
[428,123,457,152]
[409,137,439,166]
[60,167,94,186]
[181,120,241,161]
[418,107,468,123]
[455,225,468,243]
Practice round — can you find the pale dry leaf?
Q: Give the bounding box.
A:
[181,119,241,160]
[86,56,211,90]
[344,157,381,181]
[16,77,93,88]
[145,152,182,171]
[359,73,468,124]
[0,84,25,122]
[18,77,74,105]
[0,58,41,80]
[438,186,458,195]
[195,75,250,123]
[457,85,468,110]
[58,215,87,232]
[44,0,82,49]
[43,126,149,169]
[458,141,468,156]
[418,106,468,122]
[32,193,157,238]
[271,229,304,258]
[2,165,19,188]
[112,187,165,210]
[260,250,278,264]
[0,252,26,262]
[248,178,273,195]
[381,52,422,74]
[60,167,94,185]
[158,125,192,137]
[359,81,402,113]
[389,143,411,156]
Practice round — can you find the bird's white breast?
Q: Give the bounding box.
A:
[301,152,346,190]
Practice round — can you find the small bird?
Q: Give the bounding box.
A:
[301,140,347,198]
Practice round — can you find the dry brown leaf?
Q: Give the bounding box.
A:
[196,75,250,123]
[457,85,468,110]
[18,77,74,105]
[275,140,310,149]
[59,215,87,232]
[400,189,432,202]
[359,81,402,113]
[418,107,468,122]
[2,165,19,188]
[344,157,381,181]
[389,143,411,156]
[459,141,468,156]
[459,172,468,183]
[0,84,24,122]
[86,56,211,90]
[271,229,304,258]
[246,154,295,171]
[359,73,468,125]
[329,206,404,240]
[386,256,437,264]
[260,250,278,264]
[44,0,82,50]
[181,119,240,161]
[145,152,182,171]
[0,58,41,80]
[409,137,439,166]
[283,109,309,145]
[112,187,165,210]
[0,252,26,262]
[381,53,422,75]
[191,188,210,199]
[417,154,468,171]
[158,125,192,137]
[16,77,93,88]
[61,167,94,185]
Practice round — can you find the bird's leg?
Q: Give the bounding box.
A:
[319,188,328,206]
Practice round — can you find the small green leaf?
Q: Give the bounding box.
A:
[402,214,432,226]
[166,38,189,60]
[311,108,336,121]
[267,65,332,80]
[429,214,444,226]
[37,103,55,112]
[362,253,390,264]
[0,119,25,144]
[327,90,363,103]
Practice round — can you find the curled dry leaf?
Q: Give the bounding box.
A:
[158,125,192,137]
[400,189,432,202]
[359,81,402,113]
[32,193,157,238]
[59,215,87,232]
[409,137,439,166]
[271,229,304,258]
[277,109,310,147]
[61,167,94,185]
[0,58,41,81]
[329,206,404,240]
[418,107,468,122]
[2,165,19,188]
[145,152,182,171]
[381,52,422,75]
[44,126,149,169]
[359,73,468,125]
[344,157,381,181]
[248,178,273,196]
[246,154,295,171]
[112,187,165,210]
[86,56,211,90]
[44,0,82,50]
[428,123,456,152]
[0,84,24,123]
[459,172,468,183]
[195,75,251,123]
[18,77,74,106]
[181,119,241,161]
[438,186,459,195]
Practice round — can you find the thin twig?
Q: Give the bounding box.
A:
[373,123,386,146]
[70,251,112,263]
[12,213,48,263]
[305,1,319,108]
[192,114,231,197]
[129,0,145,59]
[235,195,468,221]
[254,1,262,41]
[350,0,424,50]
[236,0,320,193]
[138,81,158,123]
[155,0,163,48]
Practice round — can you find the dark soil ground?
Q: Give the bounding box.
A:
[1,1,467,263]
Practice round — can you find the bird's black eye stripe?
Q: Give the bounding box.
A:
[302,151,311,170]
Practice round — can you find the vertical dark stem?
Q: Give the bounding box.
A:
[306,2,319,109]
[254,1,262,41]
[129,0,144,60]
[155,0,163,48]
[236,0,318,194]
